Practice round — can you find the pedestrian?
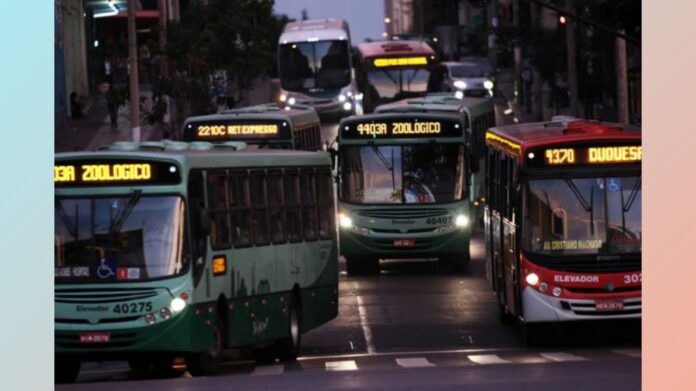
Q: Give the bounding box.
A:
[104,58,113,84]
[106,84,120,129]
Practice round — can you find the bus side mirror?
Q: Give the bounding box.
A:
[199,209,211,235]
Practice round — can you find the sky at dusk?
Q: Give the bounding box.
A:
[273,0,385,44]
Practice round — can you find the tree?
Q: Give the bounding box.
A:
[165,0,276,124]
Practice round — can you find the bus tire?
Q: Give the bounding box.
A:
[277,293,302,361]
[497,301,515,325]
[186,317,223,377]
[346,256,379,275]
[55,356,81,384]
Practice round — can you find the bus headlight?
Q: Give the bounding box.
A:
[288,97,296,105]
[145,313,157,325]
[484,80,494,90]
[159,307,172,320]
[279,93,287,102]
[343,102,352,111]
[538,282,548,293]
[453,80,467,89]
[552,287,563,297]
[338,94,347,102]
[525,272,539,286]
[455,214,469,227]
[171,297,187,313]
[338,213,353,229]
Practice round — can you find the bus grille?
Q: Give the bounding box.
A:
[55,287,160,304]
[358,208,449,219]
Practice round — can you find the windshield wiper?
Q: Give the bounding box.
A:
[109,190,143,235]
[368,143,397,192]
[562,174,595,235]
[619,176,641,236]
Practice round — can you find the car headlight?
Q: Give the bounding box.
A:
[338,94,347,102]
[484,80,494,90]
[279,93,287,102]
[343,102,352,111]
[455,214,469,227]
[453,80,467,89]
[338,213,353,229]
[288,97,296,105]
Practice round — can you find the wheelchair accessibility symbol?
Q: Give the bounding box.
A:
[96,258,115,279]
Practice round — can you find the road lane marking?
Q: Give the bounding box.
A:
[251,364,285,376]
[325,360,358,371]
[395,357,435,368]
[467,354,511,365]
[611,349,641,358]
[297,347,527,361]
[540,352,588,362]
[354,282,376,354]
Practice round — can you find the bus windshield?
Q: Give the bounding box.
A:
[278,40,351,92]
[523,176,642,256]
[366,67,431,103]
[340,144,464,204]
[55,196,186,282]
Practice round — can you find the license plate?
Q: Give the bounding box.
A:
[596,300,624,311]
[394,239,415,247]
[79,332,111,343]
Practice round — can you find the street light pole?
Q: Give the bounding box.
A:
[128,0,140,142]
[565,0,578,116]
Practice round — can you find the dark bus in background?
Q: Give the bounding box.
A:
[277,19,358,118]
[354,40,440,113]
[183,104,322,151]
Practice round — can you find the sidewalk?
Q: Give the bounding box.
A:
[55,85,161,153]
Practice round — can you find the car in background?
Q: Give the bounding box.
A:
[440,61,494,98]
[460,56,496,78]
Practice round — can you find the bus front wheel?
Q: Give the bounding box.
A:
[186,317,223,377]
[55,356,80,384]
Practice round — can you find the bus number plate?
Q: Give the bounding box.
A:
[394,239,415,247]
[79,332,111,343]
[596,300,624,311]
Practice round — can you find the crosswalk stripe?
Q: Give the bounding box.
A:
[395,357,435,368]
[611,349,641,358]
[540,352,588,362]
[251,364,285,376]
[325,360,358,371]
[467,354,511,365]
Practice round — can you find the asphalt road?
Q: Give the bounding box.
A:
[57,234,641,390]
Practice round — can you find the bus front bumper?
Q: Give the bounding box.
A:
[522,287,642,323]
[339,228,470,260]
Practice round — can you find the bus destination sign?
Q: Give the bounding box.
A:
[373,56,429,68]
[54,160,181,187]
[341,118,463,139]
[530,145,642,167]
[184,120,289,142]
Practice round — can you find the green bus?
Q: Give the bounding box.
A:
[335,111,474,274]
[183,104,322,151]
[54,141,338,383]
[375,93,496,227]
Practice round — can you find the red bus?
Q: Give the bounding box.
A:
[355,40,439,113]
[484,117,641,343]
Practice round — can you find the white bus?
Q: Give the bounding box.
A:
[277,19,360,118]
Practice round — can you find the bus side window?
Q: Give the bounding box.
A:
[229,172,252,247]
[300,169,318,241]
[268,170,287,243]
[206,170,231,250]
[284,169,303,242]
[316,169,334,239]
[250,170,270,246]
[188,170,206,284]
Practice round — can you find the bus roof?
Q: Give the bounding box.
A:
[56,143,331,169]
[183,104,320,129]
[280,18,350,43]
[487,117,641,156]
[356,40,435,58]
[375,93,493,117]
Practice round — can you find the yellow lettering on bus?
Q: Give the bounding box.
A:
[80,164,152,182]
[54,165,76,183]
[588,146,642,163]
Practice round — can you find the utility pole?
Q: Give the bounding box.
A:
[158,0,168,77]
[616,29,629,123]
[565,0,578,116]
[127,0,140,142]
